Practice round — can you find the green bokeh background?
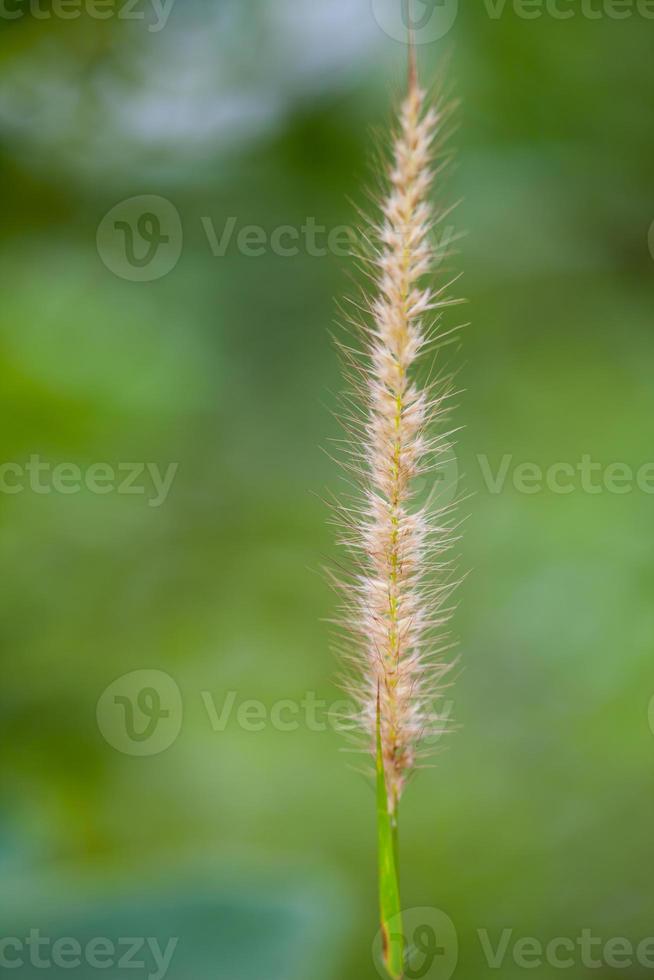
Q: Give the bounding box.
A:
[1,1,653,977]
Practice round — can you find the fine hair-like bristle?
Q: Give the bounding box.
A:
[329,63,462,813]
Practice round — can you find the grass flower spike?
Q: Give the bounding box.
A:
[329,44,461,980]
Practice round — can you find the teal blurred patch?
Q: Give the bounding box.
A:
[0,874,350,980]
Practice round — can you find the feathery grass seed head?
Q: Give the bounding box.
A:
[330,69,461,813]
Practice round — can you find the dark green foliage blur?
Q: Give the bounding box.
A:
[1,1,653,977]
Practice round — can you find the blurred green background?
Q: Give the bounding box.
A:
[1,0,653,977]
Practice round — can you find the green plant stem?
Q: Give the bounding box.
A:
[377,692,404,980]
